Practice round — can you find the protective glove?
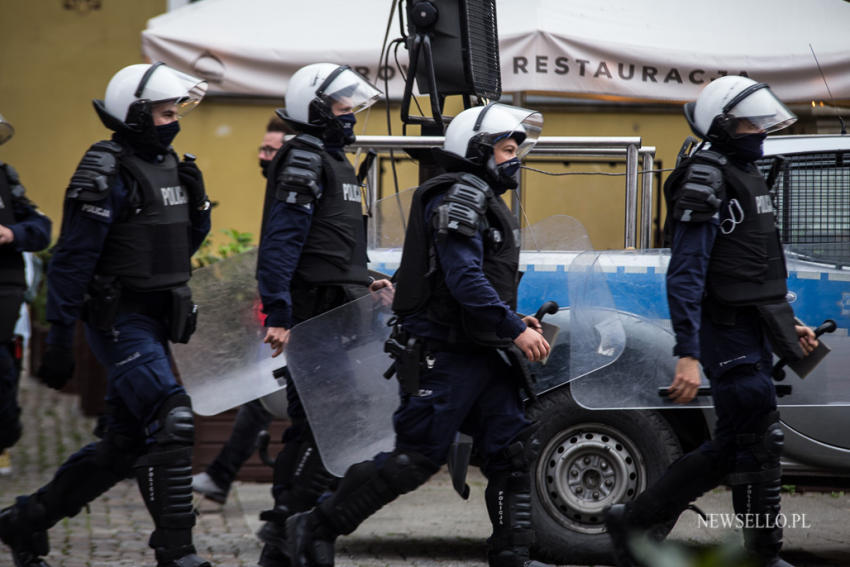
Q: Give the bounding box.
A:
[177,157,208,208]
[37,344,76,390]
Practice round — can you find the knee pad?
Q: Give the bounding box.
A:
[490,423,540,475]
[727,411,783,486]
[380,451,440,494]
[146,393,195,448]
[134,394,195,541]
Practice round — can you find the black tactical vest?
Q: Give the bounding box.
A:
[0,165,25,289]
[705,160,788,305]
[96,151,192,291]
[270,139,369,286]
[393,172,521,346]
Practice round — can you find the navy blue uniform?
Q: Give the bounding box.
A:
[255,139,370,562]
[608,154,793,567]
[7,146,212,565]
[667,203,776,471]
[0,163,51,452]
[398,192,529,472]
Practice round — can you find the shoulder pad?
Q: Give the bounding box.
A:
[3,162,20,185]
[672,154,725,223]
[291,133,324,152]
[692,149,728,167]
[433,174,493,238]
[66,140,123,202]
[275,147,323,205]
[2,163,26,198]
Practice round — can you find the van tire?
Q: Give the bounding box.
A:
[526,387,682,565]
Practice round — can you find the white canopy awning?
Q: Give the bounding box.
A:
[142,0,850,103]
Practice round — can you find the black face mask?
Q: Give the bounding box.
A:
[485,154,519,193]
[714,132,767,163]
[155,121,180,148]
[260,159,273,178]
[323,112,356,151]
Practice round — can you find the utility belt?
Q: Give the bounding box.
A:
[83,275,198,344]
[383,320,536,400]
[703,295,804,363]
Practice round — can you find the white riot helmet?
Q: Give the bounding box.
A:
[685,76,796,142]
[0,114,13,146]
[440,103,543,191]
[443,103,543,163]
[283,63,381,128]
[94,62,207,135]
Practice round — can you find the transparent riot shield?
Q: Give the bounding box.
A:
[567,251,627,380]
[285,287,397,476]
[288,212,626,476]
[172,249,288,416]
[568,248,850,409]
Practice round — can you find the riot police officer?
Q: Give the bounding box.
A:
[605,76,817,567]
[254,62,390,567]
[0,62,212,567]
[0,113,52,461]
[283,103,551,567]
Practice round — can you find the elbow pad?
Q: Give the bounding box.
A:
[66,140,122,202]
[673,151,726,223]
[433,174,493,238]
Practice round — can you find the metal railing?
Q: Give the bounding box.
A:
[347,135,656,249]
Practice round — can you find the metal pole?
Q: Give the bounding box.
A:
[367,155,380,248]
[624,144,639,248]
[639,148,655,249]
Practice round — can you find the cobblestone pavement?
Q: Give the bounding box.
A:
[3,374,850,567]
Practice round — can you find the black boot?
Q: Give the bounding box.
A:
[258,433,336,564]
[258,542,292,567]
[285,451,439,567]
[484,468,551,567]
[729,416,794,567]
[604,450,725,567]
[257,505,293,567]
[286,511,335,567]
[0,499,51,567]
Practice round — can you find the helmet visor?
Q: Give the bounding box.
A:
[0,114,13,145]
[321,68,382,115]
[727,87,796,135]
[481,104,543,158]
[145,67,208,118]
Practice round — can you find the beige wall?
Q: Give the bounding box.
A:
[0,0,167,239]
[9,2,818,252]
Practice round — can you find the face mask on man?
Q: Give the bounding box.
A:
[155,121,180,147]
[260,159,273,178]
[322,112,356,150]
[497,157,521,178]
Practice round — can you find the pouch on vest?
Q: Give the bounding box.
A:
[756,301,805,362]
[169,285,197,344]
[83,275,122,331]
